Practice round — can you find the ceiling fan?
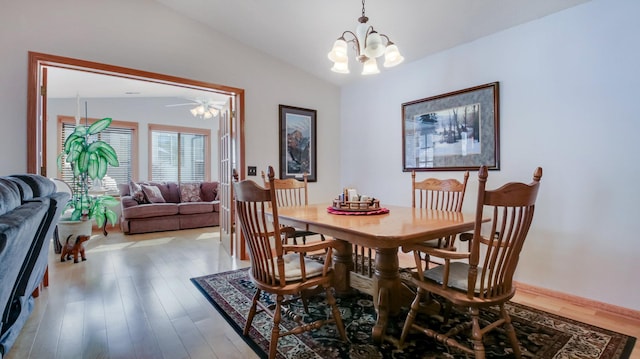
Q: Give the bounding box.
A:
[166,98,225,119]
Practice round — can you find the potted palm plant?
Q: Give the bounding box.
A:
[57,117,120,242]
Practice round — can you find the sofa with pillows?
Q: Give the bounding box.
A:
[118,181,220,235]
[0,174,68,357]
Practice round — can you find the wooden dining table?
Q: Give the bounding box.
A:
[268,203,478,342]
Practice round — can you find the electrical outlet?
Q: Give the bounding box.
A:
[248,166,257,176]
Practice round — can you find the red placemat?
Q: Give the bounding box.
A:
[327,206,390,215]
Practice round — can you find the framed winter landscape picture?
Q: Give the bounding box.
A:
[402,82,500,171]
[279,105,317,181]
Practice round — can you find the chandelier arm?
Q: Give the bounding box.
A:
[341,30,362,58]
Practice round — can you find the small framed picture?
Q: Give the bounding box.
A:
[279,105,317,182]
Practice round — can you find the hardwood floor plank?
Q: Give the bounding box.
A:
[172,315,218,359]
[56,300,85,359]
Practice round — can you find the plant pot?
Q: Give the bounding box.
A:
[56,219,93,247]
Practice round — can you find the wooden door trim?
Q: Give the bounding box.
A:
[26,51,245,176]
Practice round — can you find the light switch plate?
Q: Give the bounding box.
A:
[248,166,257,176]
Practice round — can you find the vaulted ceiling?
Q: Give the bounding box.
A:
[154,0,591,86]
[47,1,591,100]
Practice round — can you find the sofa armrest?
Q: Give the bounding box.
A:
[121,196,139,209]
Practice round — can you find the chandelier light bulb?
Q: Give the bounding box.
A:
[331,59,350,74]
[364,31,385,59]
[361,57,380,75]
[328,39,348,62]
[383,43,405,68]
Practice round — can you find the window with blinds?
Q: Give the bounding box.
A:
[60,122,134,191]
[150,126,209,182]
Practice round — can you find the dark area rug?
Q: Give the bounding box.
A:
[191,269,636,359]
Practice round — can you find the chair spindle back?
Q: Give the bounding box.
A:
[468,166,542,300]
[412,170,469,211]
[235,167,287,287]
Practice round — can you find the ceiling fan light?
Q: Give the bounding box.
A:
[203,111,213,119]
[190,108,199,116]
[361,58,380,75]
[383,43,404,67]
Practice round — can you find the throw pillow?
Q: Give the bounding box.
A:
[129,181,147,204]
[141,184,166,203]
[200,182,217,202]
[180,183,202,202]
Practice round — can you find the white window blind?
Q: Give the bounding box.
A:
[150,129,208,182]
[60,122,134,190]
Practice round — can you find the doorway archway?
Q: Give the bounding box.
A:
[26,51,245,257]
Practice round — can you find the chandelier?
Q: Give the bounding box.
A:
[327,0,404,75]
[190,103,219,119]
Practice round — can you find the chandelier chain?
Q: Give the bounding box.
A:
[362,0,366,18]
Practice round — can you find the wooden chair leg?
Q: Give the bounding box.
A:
[325,284,347,340]
[244,289,261,335]
[400,287,424,346]
[269,294,284,359]
[300,285,324,313]
[501,304,522,358]
[470,307,486,359]
[32,287,40,298]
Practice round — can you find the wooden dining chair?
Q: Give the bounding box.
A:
[261,170,325,245]
[399,166,543,359]
[235,166,346,359]
[408,170,470,270]
[351,171,470,279]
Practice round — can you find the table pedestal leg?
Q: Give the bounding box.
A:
[372,247,400,343]
[332,239,353,296]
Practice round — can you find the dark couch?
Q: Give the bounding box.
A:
[119,181,220,235]
[0,175,69,357]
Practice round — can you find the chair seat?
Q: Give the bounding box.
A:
[276,253,325,281]
[423,261,483,293]
[418,238,444,248]
[293,229,317,237]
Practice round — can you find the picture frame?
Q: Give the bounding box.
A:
[279,105,317,182]
[402,82,500,172]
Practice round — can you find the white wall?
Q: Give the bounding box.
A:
[47,97,221,181]
[0,0,341,203]
[340,0,640,311]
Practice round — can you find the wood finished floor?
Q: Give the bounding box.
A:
[5,228,639,359]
